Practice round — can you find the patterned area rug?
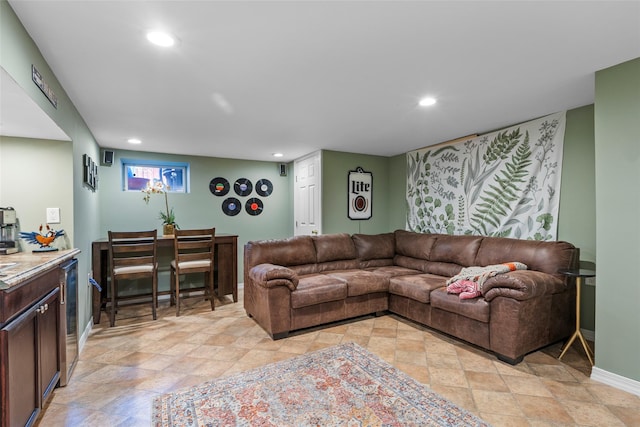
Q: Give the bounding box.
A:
[152,342,490,426]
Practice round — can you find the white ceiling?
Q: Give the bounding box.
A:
[0,67,70,142]
[6,1,640,162]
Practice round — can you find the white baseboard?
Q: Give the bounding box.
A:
[578,329,640,397]
[591,367,640,397]
[79,319,92,353]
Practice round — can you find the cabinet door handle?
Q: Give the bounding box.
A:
[36,304,49,314]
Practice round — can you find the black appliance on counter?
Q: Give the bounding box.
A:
[0,207,18,255]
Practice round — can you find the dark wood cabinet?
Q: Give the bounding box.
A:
[214,236,238,301]
[1,268,61,427]
[37,289,61,405]
[2,301,38,427]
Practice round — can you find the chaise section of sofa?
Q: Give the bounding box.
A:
[244,230,578,364]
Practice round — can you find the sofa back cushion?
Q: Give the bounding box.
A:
[353,233,395,260]
[422,261,464,277]
[429,234,483,266]
[394,230,437,260]
[474,236,577,275]
[246,235,317,268]
[359,258,395,268]
[394,255,463,277]
[353,233,395,268]
[393,255,430,272]
[313,233,357,262]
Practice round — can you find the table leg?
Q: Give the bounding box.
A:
[559,276,594,365]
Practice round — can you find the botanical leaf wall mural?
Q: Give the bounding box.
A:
[406,111,566,240]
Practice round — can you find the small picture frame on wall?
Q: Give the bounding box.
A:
[83,154,98,191]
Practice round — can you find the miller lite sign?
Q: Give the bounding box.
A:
[348,167,372,220]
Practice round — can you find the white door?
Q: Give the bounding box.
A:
[294,152,321,236]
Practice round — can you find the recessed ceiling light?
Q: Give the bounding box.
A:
[419,96,437,107]
[127,138,142,144]
[146,31,176,47]
[273,153,284,158]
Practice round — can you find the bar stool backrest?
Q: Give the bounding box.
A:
[109,230,158,278]
[173,228,215,273]
[107,230,158,326]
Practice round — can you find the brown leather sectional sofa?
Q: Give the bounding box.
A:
[244,230,579,364]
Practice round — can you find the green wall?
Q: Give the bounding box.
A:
[1,0,101,341]
[98,148,293,289]
[557,105,596,332]
[388,153,408,231]
[0,137,74,250]
[594,57,640,382]
[558,105,596,261]
[321,150,391,235]
[98,148,402,292]
[5,0,636,388]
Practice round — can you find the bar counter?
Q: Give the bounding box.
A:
[0,249,80,289]
[91,234,238,324]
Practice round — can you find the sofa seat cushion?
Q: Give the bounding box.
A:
[389,273,447,303]
[291,274,347,309]
[366,265,422,278]
[324,270,389,296]
[430,287,490,323]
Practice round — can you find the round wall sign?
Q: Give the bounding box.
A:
[352,195,368,212]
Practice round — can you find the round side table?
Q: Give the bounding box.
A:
[557,268,595,365]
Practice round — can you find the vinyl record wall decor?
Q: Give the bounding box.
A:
[234,178,252,196]
[245,198,263,215]
[209,177,230,196]
[255,179,273,196]
[212,177,274,216]
[222,197,242,216]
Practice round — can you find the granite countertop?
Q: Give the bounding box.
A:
[0,249,81,289]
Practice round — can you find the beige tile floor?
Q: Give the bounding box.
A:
[37,290,639,426]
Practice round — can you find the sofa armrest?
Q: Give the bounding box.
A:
[249,263,299,291]
[482,270,565,302]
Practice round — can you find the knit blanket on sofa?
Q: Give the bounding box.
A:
[446,262,528,299]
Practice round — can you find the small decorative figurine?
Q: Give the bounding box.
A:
[20,224,65,252]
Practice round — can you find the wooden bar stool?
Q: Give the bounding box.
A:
[170,227,215,316]
[107,230,158,327]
